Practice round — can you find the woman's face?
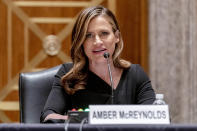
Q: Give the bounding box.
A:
[83,15,119,64]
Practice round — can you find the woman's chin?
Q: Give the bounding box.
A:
[89,57,107,64]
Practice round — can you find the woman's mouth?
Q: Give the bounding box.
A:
[92,49,107,53]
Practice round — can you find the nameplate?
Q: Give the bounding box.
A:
[89,105,170,124]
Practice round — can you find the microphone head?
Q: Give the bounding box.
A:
[103,52,110,58]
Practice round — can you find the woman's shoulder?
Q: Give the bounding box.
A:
[126,64,148,77]
[127,64,142,72]
[126,64,149,82]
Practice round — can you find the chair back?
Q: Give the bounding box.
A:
[19,65,61,123]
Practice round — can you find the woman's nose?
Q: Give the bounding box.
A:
[94,35,102,45]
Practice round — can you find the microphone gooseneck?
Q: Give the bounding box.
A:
[103,52,114,104]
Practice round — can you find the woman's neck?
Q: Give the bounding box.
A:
[89,60,123,89]
[89,61,112,76]
[89,60,117,81]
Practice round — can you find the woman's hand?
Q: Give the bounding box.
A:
[44,113,68,121]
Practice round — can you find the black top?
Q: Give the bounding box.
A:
[40,63,155,122]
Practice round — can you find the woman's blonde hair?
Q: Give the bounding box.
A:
[62,5,131,95]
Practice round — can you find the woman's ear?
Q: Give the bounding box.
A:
[114,30,120,43]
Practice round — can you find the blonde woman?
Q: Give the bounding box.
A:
[41,5,155,123]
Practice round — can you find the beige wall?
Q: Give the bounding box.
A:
[149,0,197,123]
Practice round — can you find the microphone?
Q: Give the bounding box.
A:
[103,52,114,104]
[103,52,110,58]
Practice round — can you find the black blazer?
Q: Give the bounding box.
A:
[40,63,155,122]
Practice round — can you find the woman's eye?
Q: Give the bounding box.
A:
[86,33,93,38]
[101,32,109,35]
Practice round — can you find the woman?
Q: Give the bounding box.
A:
[41,5,155,123]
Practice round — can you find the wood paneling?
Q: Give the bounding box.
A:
[0,0,148,122]
[116,0,148,73]
[28,30,43,61]
[12,13,25,78]
[0,0,8,88]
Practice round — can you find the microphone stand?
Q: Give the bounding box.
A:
[104,53,114,104]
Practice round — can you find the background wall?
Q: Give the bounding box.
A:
[149,0,197,123]
[0,0,148,122]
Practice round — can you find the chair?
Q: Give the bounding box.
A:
[19,65,61,123]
